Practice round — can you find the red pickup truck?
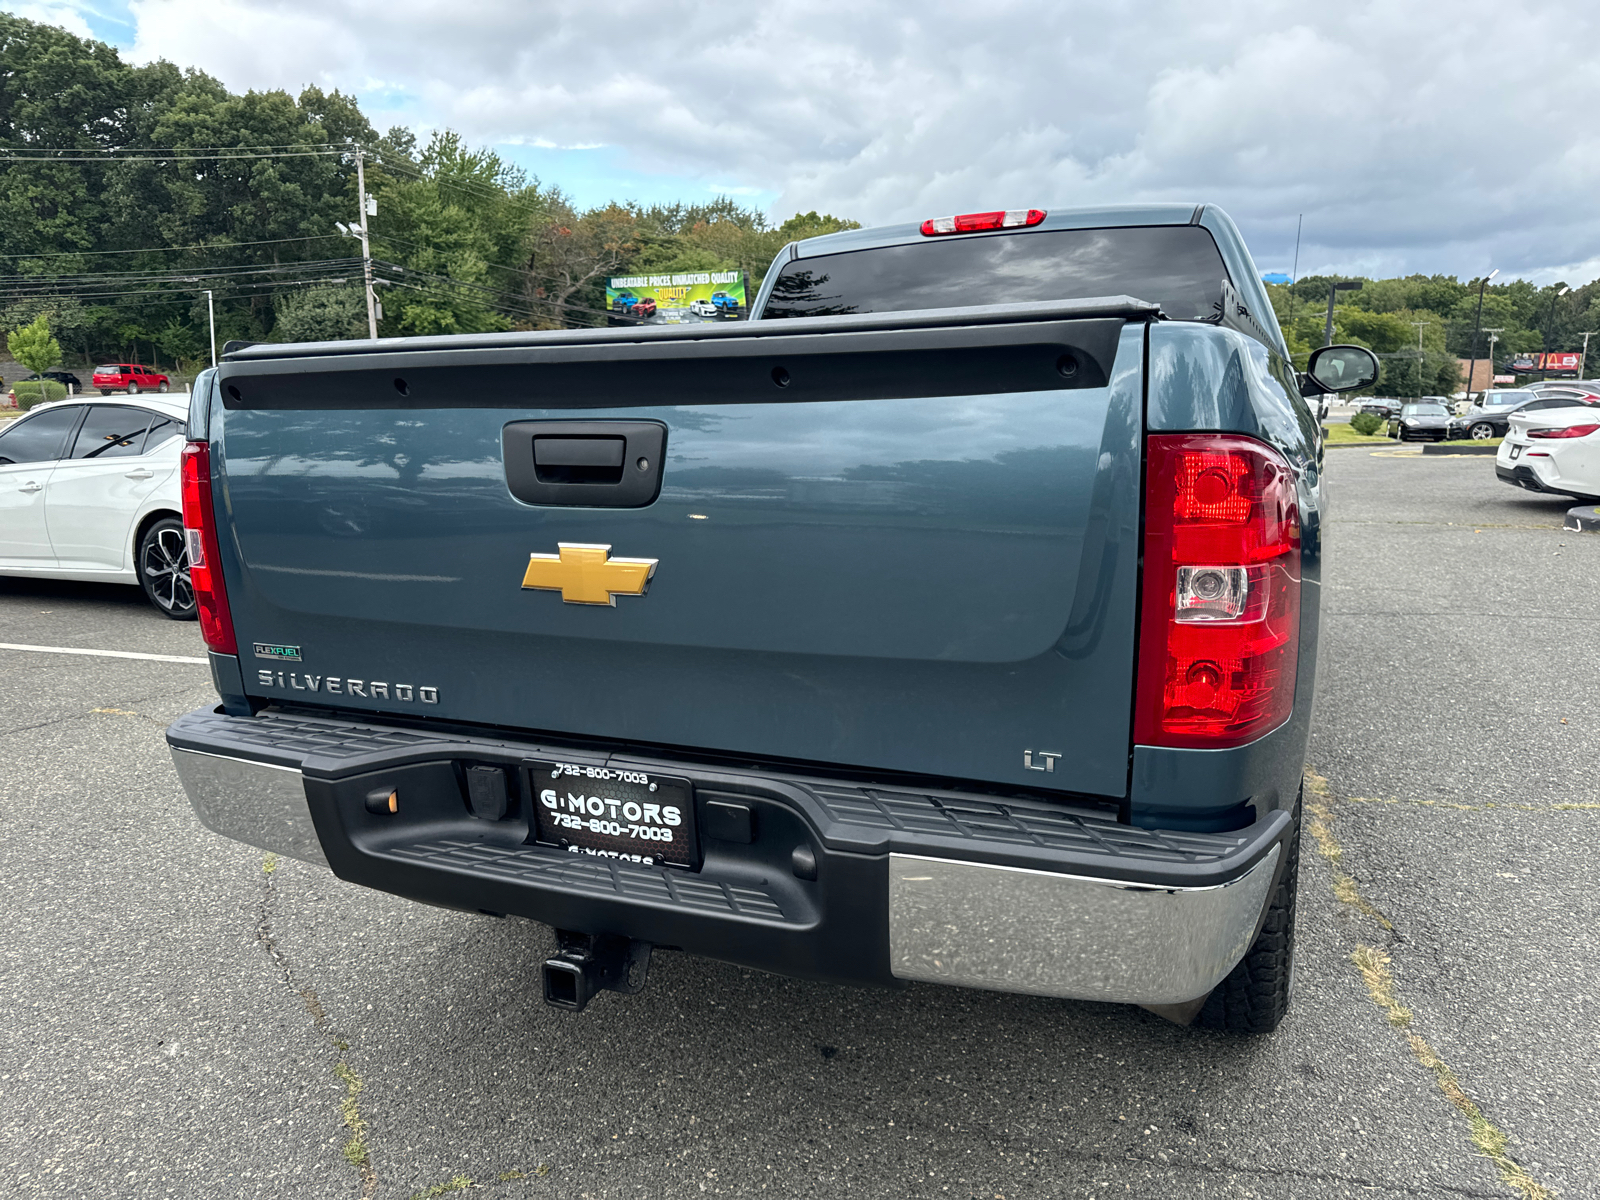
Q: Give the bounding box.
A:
[93,363,170,395]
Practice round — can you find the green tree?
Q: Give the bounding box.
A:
[370,130,546,334]
[7,312,62,373]
[273,286,367,342]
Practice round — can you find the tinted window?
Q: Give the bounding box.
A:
[1401,405,1447,416]
[0,406,82,465]
[71,406,153,459]
[760,226,1232,322]
[142,416,183,452]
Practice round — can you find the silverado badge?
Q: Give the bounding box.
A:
[521,543,658,606]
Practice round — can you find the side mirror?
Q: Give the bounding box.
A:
[1300,345,1381,396]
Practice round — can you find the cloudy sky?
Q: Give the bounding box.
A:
[11,0,1599,282]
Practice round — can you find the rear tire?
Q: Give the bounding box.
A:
[1469,422,1495,439]
[1196,800,1300,1034]
[157,382,170,393]
[137,517,197,621]
[127,381,141,395]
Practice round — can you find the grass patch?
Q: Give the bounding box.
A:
[1437,437,1503,448]
[1351,944,1413,1028]
[1324,423,1394,445]
[1312,771,1555,1200]
[333,1060,372,1175]
[410,1176,472,1199]
[1303,770,1393,930]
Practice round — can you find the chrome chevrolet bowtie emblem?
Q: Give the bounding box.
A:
[521,543,658,606]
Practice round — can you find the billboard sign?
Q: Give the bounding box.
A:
[1509,351,1581,373]
[606,270,747,325]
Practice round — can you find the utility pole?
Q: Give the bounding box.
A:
[1482,328,1504,398]
[1462,269,1499,402]
[1410,320,1431,398]
[204,289,216,367]
[1579,331,1596,380]
[355,148,378,340]
[1324,279,1363,347]
[1292,214,1302,283]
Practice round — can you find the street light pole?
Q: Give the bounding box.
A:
[1540,285,1570,382]
[355,148,378,340]
[1462,269,1499,403]
[204,289,216,367]
[1580,331,1596,380]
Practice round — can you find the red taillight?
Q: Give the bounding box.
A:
[1134,435,1301,749]
[920,208,1045,236]
[180,441,237,655]
[1527,423,1600,439]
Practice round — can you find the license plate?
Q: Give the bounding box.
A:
[1509,443,1523,459]
[527,760,698,869]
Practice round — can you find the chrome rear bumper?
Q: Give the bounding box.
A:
[888,848,1279,1006]
[168,710,1289,1006]
[171,747,328,867]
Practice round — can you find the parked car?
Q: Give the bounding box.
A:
[1452,395,1597,440]
[92,363,170,395]
[1497,406,1600,502]
[688,298,718,317]
[0,391,194,617]
[1387,402,1454,441]
[1528,383,1600,403]
[167,202,1381,1035]
[1358,399,1402,419]
[23,371,84,389]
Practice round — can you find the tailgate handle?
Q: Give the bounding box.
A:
[504,420,666,508]
[533,436,625,484]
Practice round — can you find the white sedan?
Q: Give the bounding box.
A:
[688,299,718,317]
[0,396,195,618]
[1497,406,1600,503]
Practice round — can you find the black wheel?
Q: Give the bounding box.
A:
[1469,422,1495,440]
[138,517,197,620]
[1196,801,1300,1034]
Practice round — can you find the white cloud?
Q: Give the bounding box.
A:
[114,0,1600,278]
[9,1,96,37]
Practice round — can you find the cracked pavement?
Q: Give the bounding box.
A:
[0,449,1594,1198]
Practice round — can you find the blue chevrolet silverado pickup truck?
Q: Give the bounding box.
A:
[166,203,1376,1032]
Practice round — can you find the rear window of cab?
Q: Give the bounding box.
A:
[760,225,1231,322]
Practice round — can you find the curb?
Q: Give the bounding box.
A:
[1564,506,1600,533]
[1323,439,1395,449]
[1422,443,1500,455]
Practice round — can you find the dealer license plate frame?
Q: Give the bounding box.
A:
[525,759,700,870]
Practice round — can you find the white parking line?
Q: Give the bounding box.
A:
[0,642,207,665]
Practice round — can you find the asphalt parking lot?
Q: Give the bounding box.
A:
[1,447,1593,1200]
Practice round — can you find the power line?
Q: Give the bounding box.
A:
[0,263,362,290]
[0,148,351,163]
[0,234,344,261]
[0,259,363,293]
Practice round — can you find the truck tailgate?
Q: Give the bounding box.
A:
[213,302,1149,798]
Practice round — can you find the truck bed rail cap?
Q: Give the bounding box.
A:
[220,296,1164,362]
